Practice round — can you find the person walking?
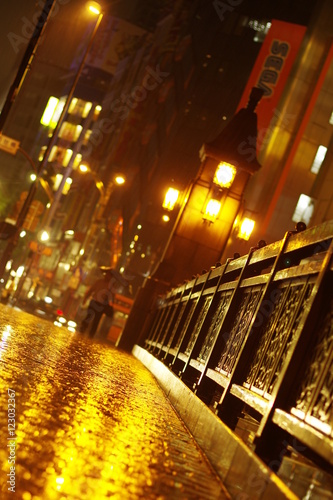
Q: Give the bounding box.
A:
[79,268,129,338]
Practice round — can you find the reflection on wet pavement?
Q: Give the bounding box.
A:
[0,306,228,499]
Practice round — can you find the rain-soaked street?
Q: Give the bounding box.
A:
[0,304,229,499]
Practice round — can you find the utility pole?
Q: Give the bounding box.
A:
[0,0,57,133]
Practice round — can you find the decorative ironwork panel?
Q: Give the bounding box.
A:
[294,297,333,434]
[268,282,313,394]
[198,291,233,362]
[217,287,263,375]
[245,286,288,386]
[146,306,166,343]
[174,299,198,350]
[158,303,179,347]
[184,296,212,356]
[156,305,173,342]
[166,301,187,348]
[246,282,313,395]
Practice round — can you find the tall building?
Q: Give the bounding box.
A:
[0,0,329,302]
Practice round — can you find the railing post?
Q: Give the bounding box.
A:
[214,229,298,427]
[253,238,333,466]
[169,270,214,377]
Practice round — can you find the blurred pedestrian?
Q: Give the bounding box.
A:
[79,268,129,338]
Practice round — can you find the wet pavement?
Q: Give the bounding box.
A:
[0,305,229,499]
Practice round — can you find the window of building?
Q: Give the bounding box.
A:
[247,19,271,42]
[292,194,315,226]
[83,130,92,145]
[93,105,102,120]
[48,146,73,166]
[310,145,327,174]
[73,154,82,169]
[68,98,93,118]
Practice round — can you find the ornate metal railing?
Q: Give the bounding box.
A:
[137,221,333,472]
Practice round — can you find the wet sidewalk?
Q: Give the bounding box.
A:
[0,305,229,499]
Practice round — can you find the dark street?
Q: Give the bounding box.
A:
[0,304,228,499]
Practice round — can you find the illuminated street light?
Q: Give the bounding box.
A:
[203,198,221,222]
[79,163,89,173]
[88,1,102,15]
[39,230,50,242]
[162,187,180,211]
[213,162,237,188]
[115,175,126,185]
[238,218,255,240]
[151,87,264,284]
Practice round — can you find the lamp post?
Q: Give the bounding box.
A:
[117,87,264,352]
[0,3,104,279]
[0,0,57,133]
[78,172,126,264]
[151,87,264,285]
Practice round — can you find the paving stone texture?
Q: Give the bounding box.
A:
[0,305,229,499]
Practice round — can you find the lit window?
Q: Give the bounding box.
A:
[94,105,102,119]
[310,145,327,174]
[68,98,78,114]
[292,194,315,226]
[38,146,47,162]
[68,98,93,118]
[73,154,82,169]
[53,174,63,191]
[59,122,75,141]
[62,177,72,195]
[74,125,83,141]
[329,111,333,125]
[248,19,271,42]
[83,102,93,118]
[40,97,59,127]
[83,130,92,145]
[63,149,73,166]
[47,97,65,128]
[49,146,60,163]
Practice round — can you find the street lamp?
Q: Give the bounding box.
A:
[0,1,57,133]
[0,3,104,279]
[152,86,264,284]
[162,187,180,211]
[117,87,264,351]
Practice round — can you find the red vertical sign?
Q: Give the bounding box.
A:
[237,20,306,146]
